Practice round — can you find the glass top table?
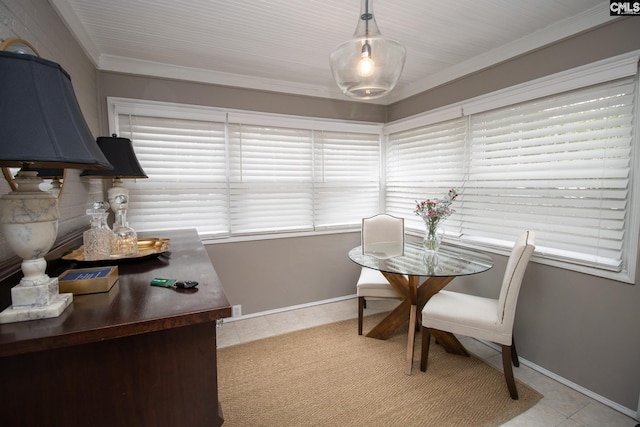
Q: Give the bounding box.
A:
[349,241,494,374]
[348,241,493,278]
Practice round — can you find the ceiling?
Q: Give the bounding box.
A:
[50,0,613,105]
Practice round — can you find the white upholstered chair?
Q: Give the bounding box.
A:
[420,231,535,399]
[356,214,405,335]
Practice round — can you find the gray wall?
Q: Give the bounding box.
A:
[3,0,639,414]
[206,233,362,312]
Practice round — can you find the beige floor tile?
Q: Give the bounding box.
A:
[501,402,568,426]
[485,351,505,370]
[294,304,342,328]
[234,315,276,343]
[458,335,500,360]
[557,418,585,427]
[569,401,638,427]
[512,362,543,383]
[322,298,358,315]
[265,310,307,335]
[521,371,592,418]
[216,321,240,348]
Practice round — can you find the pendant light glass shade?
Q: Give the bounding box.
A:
[330,0,406,100]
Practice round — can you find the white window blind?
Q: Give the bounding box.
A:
[313,130,380,229]
[227,124,314,234]
[118,114,228,236]
[386,117,467,234]
[110,99,382,239]
[465,77,636,271]
[385,76,636,274]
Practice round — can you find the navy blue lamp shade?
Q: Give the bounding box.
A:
[80,135,147,179]
[0,51,112,170]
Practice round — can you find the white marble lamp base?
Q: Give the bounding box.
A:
[0,171,73,324]
[0,277,73,324]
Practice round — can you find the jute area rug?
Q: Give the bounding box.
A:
[218,313,542,427]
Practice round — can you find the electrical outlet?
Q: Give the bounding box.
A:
[232,305,242,317]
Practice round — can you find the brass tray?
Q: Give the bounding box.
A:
[62,237,170,264]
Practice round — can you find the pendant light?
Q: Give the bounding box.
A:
[330,0,406,100]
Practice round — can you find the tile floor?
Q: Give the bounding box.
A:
[217,298,638,427]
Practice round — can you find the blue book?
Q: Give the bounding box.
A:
[60,267,113,281]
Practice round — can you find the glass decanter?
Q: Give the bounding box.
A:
[110,193,138,257]
[83,202,115,261]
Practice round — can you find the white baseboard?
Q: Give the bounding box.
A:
[222,294,357,322]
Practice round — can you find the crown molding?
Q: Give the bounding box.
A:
[49,0,100,66]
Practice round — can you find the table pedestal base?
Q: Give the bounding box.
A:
[365,273,470,374]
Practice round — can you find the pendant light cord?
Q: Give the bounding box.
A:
[362,0,371,53]
[363,0,370,36]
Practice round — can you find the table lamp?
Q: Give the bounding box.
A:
[33,168,64,196]
[81,134,147,256]
[0,43,113,324]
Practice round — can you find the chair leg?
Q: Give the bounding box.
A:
[420,326,431,372]
[502,345,519,400]
[511,336,520,367]
[358,297,365,335]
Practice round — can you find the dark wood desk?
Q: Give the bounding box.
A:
[0,229,231,427]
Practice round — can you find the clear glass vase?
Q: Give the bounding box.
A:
[423,221,443,253]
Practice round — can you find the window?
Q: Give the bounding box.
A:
[386,115,467,235]
[107,53,639,283]
[313,130,381,229]
[118,114,228,236]
[109,98,381,239]
[227,123,314,234]
[464,79,635,272]
[385,54,639,283]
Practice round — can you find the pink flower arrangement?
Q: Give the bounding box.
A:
[414,188,459,232]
